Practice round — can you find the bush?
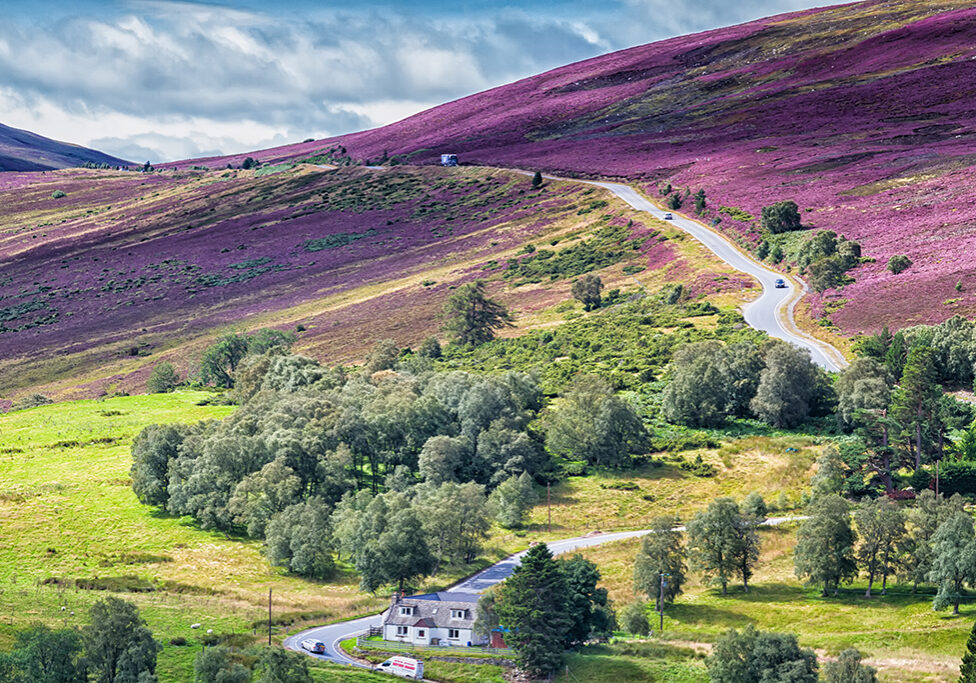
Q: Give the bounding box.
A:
[146,362,180,393]
[12,394,53,410]
[51,190,67,199]
[936,461,976,496]
[619,601,650,636]
[761,200,803,234]
[887,254,912,274]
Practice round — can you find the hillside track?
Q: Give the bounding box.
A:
[555,175,848,372]
[284,517,806,670]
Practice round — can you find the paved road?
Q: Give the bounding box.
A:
[588,181,847,372]
[284,517,805,669]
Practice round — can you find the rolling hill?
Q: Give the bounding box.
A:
[0,163,746,400]
[0,122,129,171]
[196,0,976,335]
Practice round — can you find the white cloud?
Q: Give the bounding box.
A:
[0,0,822,161]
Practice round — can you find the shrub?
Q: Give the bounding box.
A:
[51,190,67,199]
[12,394,53,410]
[761,200,803,234]
[619,601,650,636]
[667,193,683,210]
[146,362,180,393]
[887,255,912,274]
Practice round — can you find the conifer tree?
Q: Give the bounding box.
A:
[960,620,976,683]
[495,543,571,677]
[443,280,513,346]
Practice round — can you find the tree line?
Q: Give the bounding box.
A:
[624,486,976,618]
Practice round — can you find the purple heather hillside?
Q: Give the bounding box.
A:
[2,165,683,397]
[191,0,976,334]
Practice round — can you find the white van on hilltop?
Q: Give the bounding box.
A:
[375,656,424,679]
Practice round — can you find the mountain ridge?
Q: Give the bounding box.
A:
[0,121,130,172]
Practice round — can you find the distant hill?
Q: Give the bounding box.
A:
[0,122,129,171]
[198,0,976,335]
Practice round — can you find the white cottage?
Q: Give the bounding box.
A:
[381,591,487,647]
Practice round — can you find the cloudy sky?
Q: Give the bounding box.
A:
[0,0,828,162]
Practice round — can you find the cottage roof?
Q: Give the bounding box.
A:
[383,591,479,629]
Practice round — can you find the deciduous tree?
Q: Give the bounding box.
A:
[794,495,857,596]
[687,498,759,594]
[633,515,686,609]
[751,342,819,428]
[571,274,603,310]
[546,375,648,467]
[854,497,905,597]
[83,598,159,683]
[928,510,976,614]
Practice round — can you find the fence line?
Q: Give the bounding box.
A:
[356,636,508,656]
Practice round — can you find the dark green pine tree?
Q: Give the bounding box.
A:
[960,620,976,682]
[495,543,572,677]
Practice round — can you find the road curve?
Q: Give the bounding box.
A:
[587,181,847,372]
[284,516,805,669]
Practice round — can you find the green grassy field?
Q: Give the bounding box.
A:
[0,391,968,682]
[577,526,967,682]
[0,392,388,681]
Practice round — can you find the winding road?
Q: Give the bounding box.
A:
[284,518,805,668]
[586,181,847,372]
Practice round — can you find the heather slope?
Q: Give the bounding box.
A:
[0,122,129,171]
[216,0,976,334]
[0,164,746,399]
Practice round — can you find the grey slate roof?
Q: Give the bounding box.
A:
[383,591,479,629]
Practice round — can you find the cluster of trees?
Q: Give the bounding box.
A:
[836,320,976,494]
[132,355,557,580]
[796,230,863,293]
[662,339,832,429]
[629,496,765,617]
[708,626,876,683]
[626,485,976,616]
[133,340,648,584]
[194,645,313,683]
[0,597,158,683]
[794,486,976,612]
[474,545,613,677]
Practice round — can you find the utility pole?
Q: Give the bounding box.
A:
[547,482,552,534]
[268,588,272,646]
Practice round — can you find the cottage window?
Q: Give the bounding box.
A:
[399,606,414,616]
[417,629,426,638]
[448,629,460,640]
[396,626,408,637]
[450,609,465,619]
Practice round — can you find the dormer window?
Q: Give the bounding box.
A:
[450,609,465,619]
[399,606,415,617]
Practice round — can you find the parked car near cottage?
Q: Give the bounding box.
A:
[375,656,424,679]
